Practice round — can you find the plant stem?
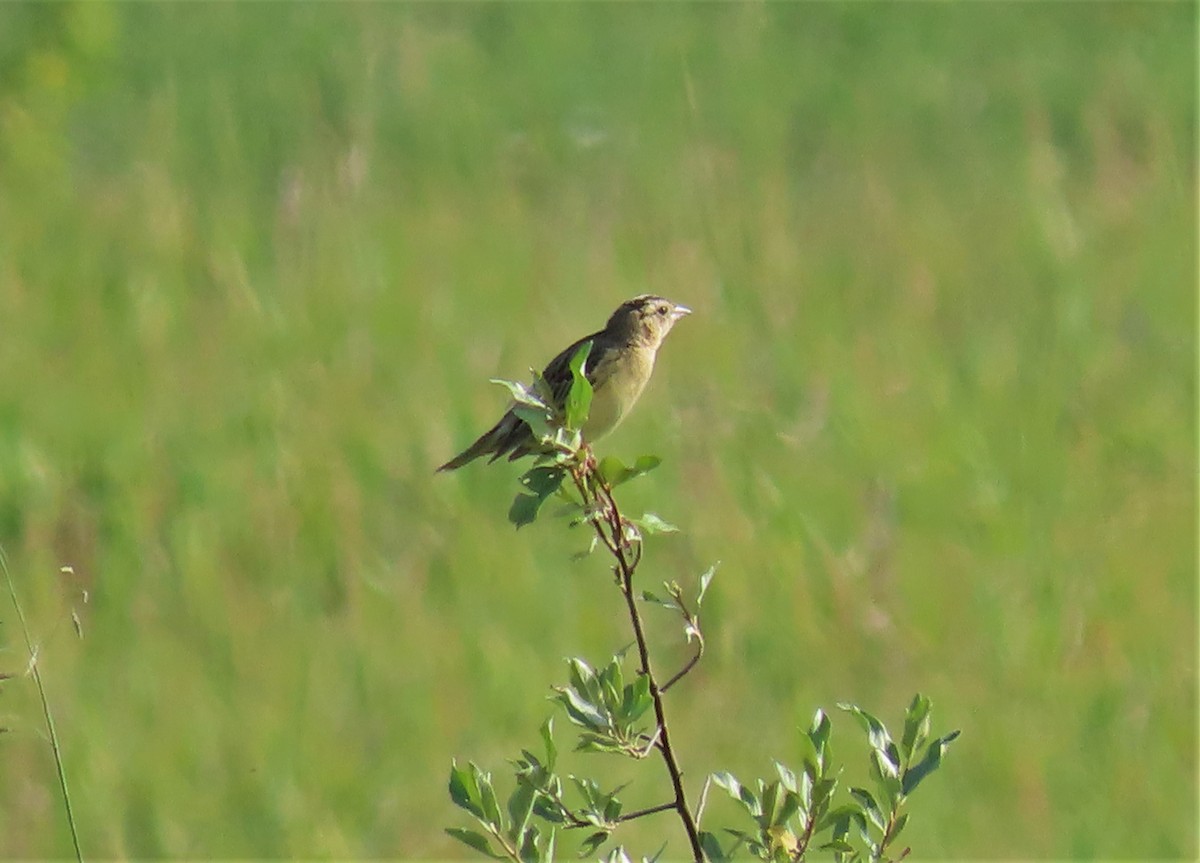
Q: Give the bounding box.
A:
[1,546,84,863]
[660,643,703,694]
[571,464,704,861]
[615,548,704,858]
[616,800,678,822]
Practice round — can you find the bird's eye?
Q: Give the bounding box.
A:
[657,304,669,316]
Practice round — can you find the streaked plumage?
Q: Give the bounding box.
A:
[438,295,690,471]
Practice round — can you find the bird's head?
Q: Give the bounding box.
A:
[606,294,691,348]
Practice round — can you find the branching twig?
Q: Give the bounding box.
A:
[567,461,704,862]
[660,585,704,694]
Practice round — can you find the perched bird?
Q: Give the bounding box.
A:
[438,295,691,471]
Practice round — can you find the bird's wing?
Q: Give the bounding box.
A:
[539,328,615,407]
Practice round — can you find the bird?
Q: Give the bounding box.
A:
[438,294,691,471]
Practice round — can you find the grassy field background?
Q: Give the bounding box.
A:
[0,4,1195,858]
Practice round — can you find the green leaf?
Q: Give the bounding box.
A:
[869,750,904,812]
[510,467,568,528]
[902,729,961,795]
[640,589,679,610]
[900,693,931,763]
[830,805,869,846]
[599,667,623,712]
[540,718,557,771]
[774,761,798,794]
[530,370,555,405]
[551,425,584,454]
[711,771,741,798]
[798,765,813,813]
[721,828,754,850]
[621,674,653,724]
[808,708,832,767]
[445,827,504,858]
[571,775,601,808]
[565,341,594,431]
[889,811,909,844]
[699,832,729,862]
[599,656,623,692]
[796,732,820,783]
[534,795,565,824]
[761,780,780,826]
[601,846,633,863]
[553,686,607,729]
[513,404,554,441]
[600,682,623,718]
[838,703,893,756]
[448,761,485,819]
[696,562,718,606]
[885,741,902,772]
[737,784,762,817]
[574,731,622,754]
[596,454,662,487]
[630,453,661,473]
[853,813,874,849]
[636,512,679,534]
[811,776,838,810]
[816,803,864,833]
[513,750,544,789]
[507,781,537,840]
[850,786,885,833]
[817,838,856,854]
[567,658,595,698]
[490,378,548,408]
[602,794,623,823]
[517,825,542,863]
[596,455,628,485]
[579,830,609,857]
[509,493,545,528]
[479,773,503,827]
[775,789,801,828]
[521,466,566,497]
[871,747,900,783]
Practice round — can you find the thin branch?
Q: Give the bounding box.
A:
[569,462,704,862]
[660,640,704,694]
[484,821,522,861]
[559,797,678,833]
[612,549,703,857]
[616,800,678,822]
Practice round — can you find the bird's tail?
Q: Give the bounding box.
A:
[436,413,523,472]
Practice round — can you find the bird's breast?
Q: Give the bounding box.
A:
[584,347,655,440]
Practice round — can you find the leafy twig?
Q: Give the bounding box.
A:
[567,461,704,861]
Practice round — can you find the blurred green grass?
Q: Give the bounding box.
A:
[0,3,1194,858]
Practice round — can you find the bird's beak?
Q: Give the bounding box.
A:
[672,304,692,320]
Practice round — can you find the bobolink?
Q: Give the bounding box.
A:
[438,295,690,471]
